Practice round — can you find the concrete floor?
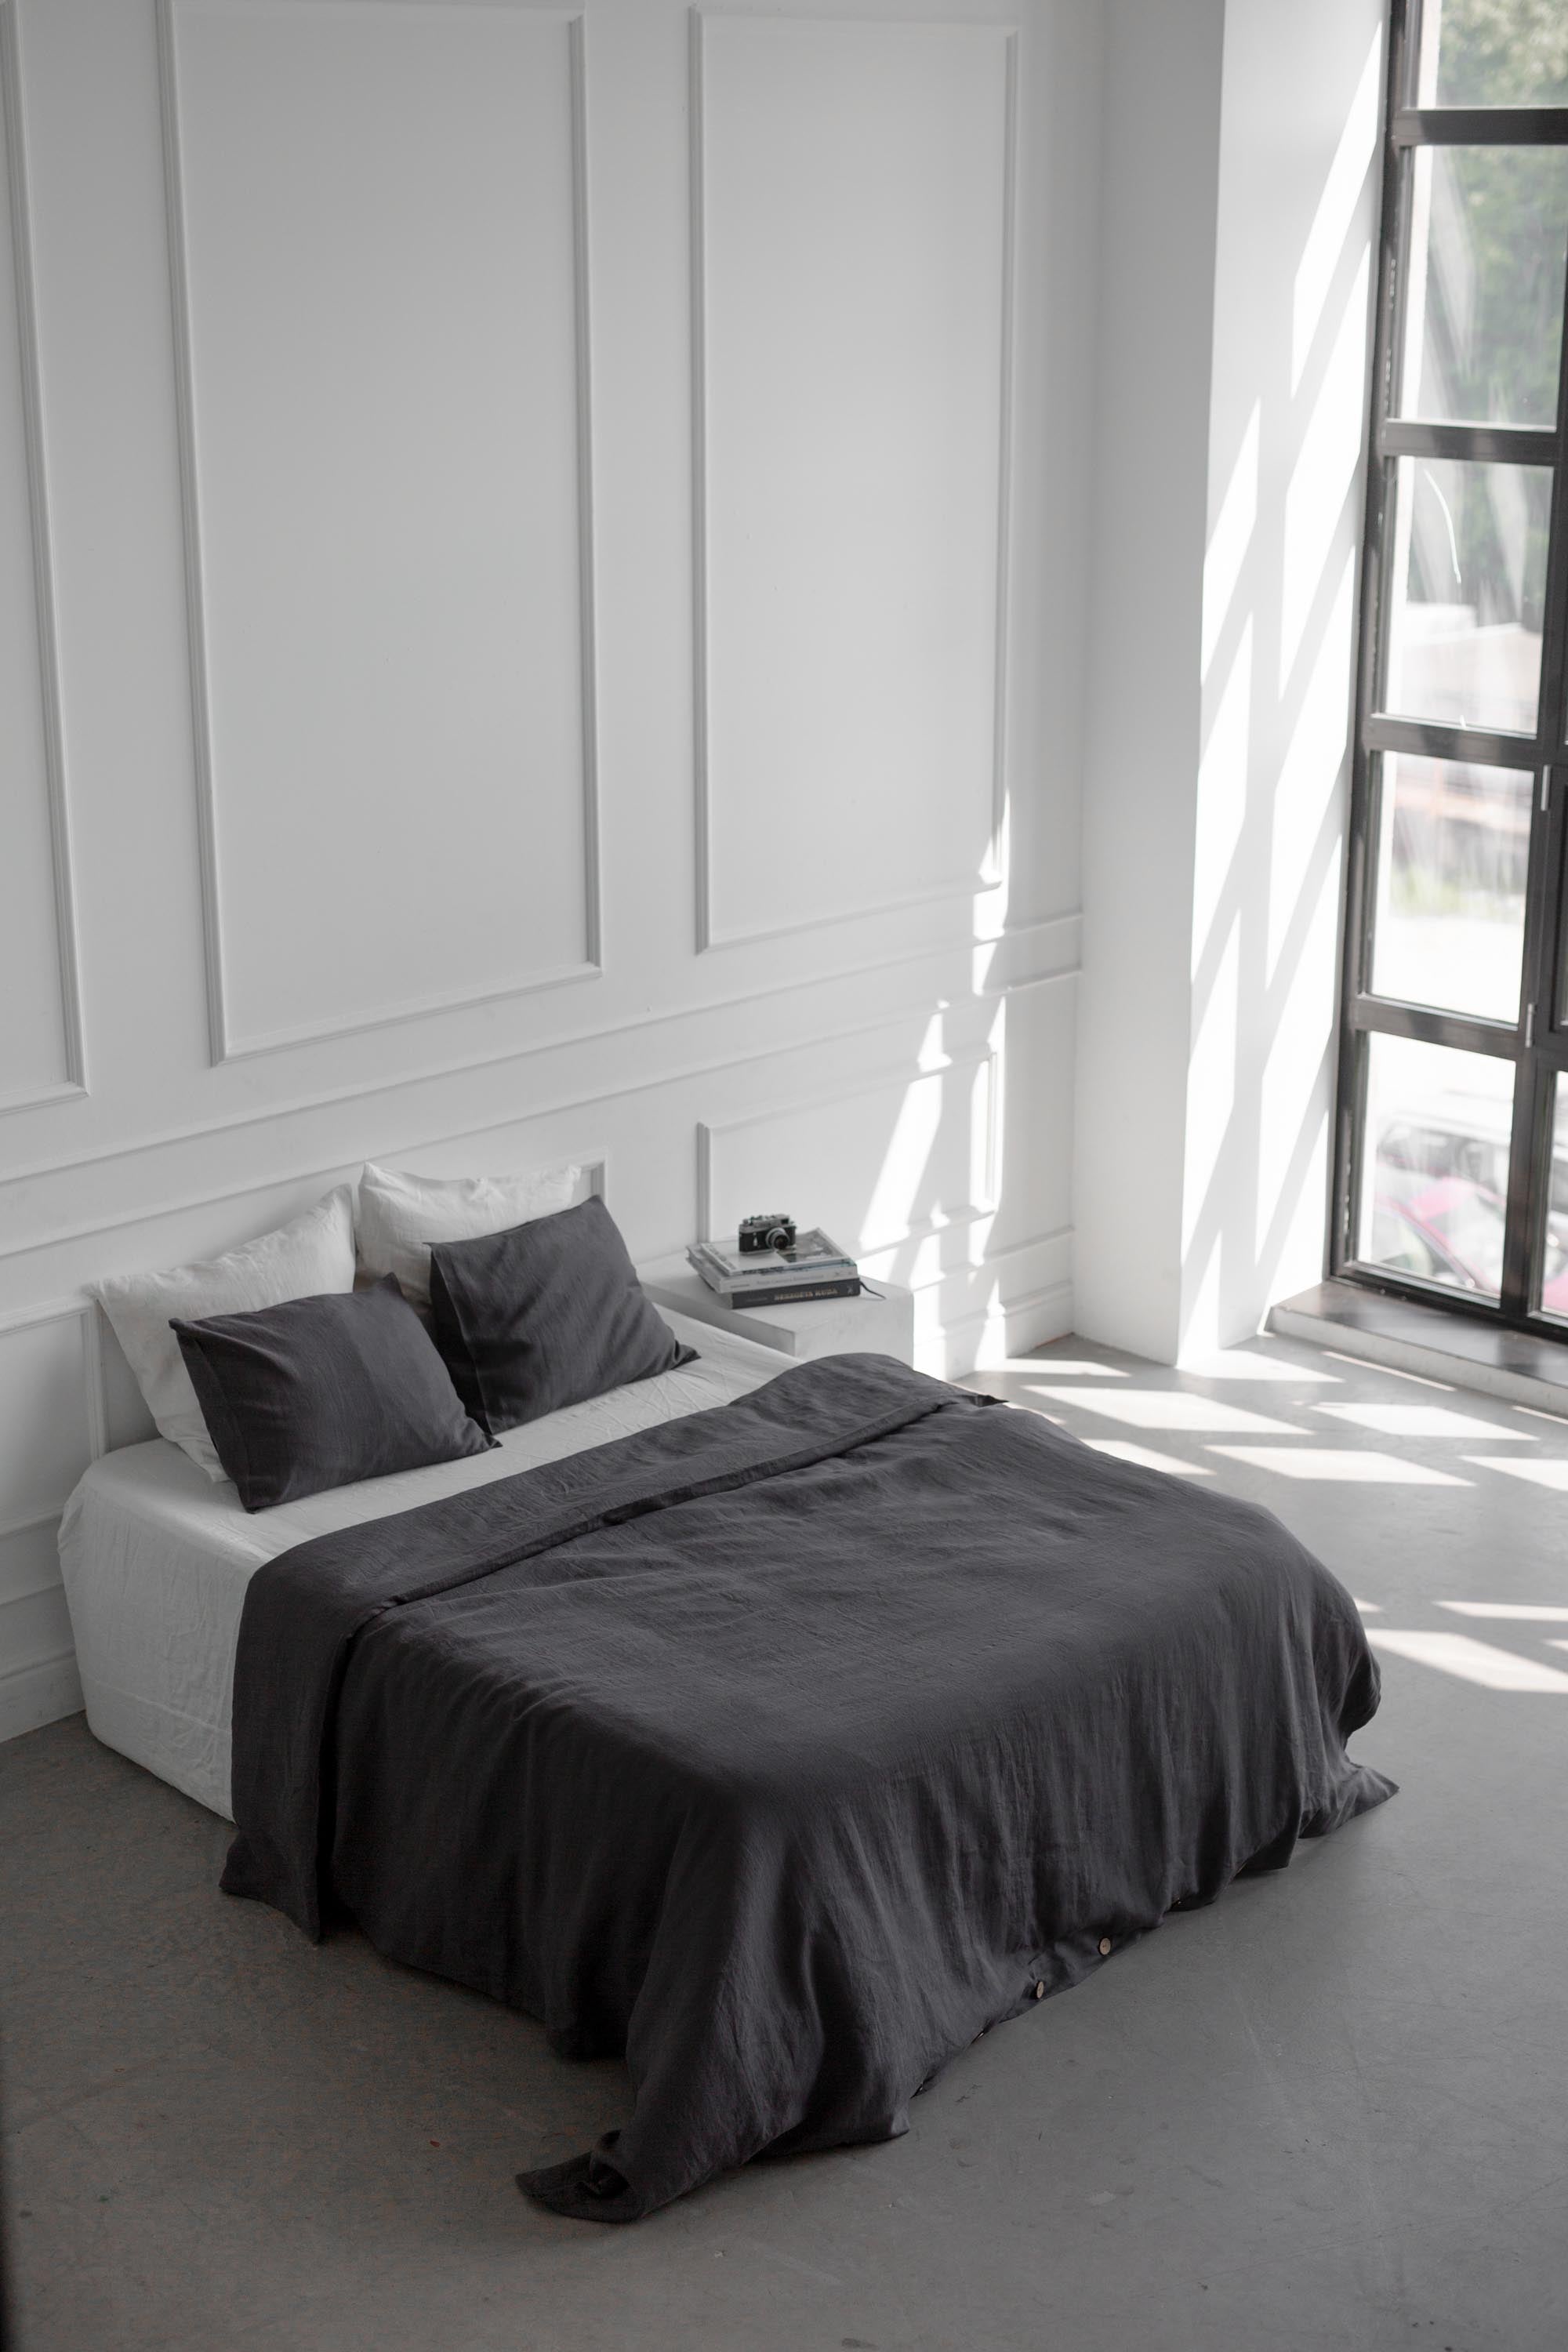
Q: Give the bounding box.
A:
[4,1330,1567,2351]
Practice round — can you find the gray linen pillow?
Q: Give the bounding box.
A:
[172,1276,494,1512]
[428,1196,695,1435]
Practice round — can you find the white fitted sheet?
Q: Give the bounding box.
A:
[58,1312,782,1820]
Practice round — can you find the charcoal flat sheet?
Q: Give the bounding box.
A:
[222,1355,1394,2221]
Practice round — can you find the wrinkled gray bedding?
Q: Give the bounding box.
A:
[221,1354,1394,2220]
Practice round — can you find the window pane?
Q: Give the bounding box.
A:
[1369,753,1529,1020]
[1537,1076,1568,1314]
[1358,1035,1515,1300]
[1416,0,1568,108]
[1557,830,1568,1015]
[1399,147,1568,429]
[1381,457,1550,735]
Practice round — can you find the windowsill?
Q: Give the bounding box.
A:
[1268,1279,1568,1417]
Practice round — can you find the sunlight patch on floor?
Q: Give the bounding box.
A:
[1439,1601,1568,1622]
[1461,1457,1568,1490]
[1177,1348,1338,1384]
[1081,1439,1215,1478]
[1206,1446,1468,1485]
[1321,1352,1453,1390]
[1314,1402,1534,1441]
[1030,1390,1301,1435]
[1368,1630,1568,1693]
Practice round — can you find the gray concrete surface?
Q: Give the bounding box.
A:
[3,1332,1566,2350]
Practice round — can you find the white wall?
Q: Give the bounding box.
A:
[1073,0,1227,1367]
[1074,0,1383,1363]
[0,0,1099,1740]
[1183,0,1384,1358]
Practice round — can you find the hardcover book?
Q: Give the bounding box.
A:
[719,1276,862,1309]
[691,1228,855,1279]
[688,1229,858,1298]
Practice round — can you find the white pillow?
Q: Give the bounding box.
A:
[354,1160,580,1310]
[91,1187,357,1480]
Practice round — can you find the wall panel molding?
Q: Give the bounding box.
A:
[695,1037,1000,1251]
[937,1269,1074,1359]
[0,1293,100,1352]
[0,1507,68,1564]
[0,2,87,1114]
[696,1069,1071,1374]
[156,0,601,1063]
[690,11,1019,953]
[973,910,1080,994]
[890,1221,1072,1301]
[0,1644,82,1744]
[0,1156,595,1312]
[0,971,1066,1271]
[0,913,1080,1258]
[154,0,222,1060]
[81,1290,109,1460]
[0,0,1080,1741]
[0,1297,107,1463]
[906,1229,1073,1377]
[988,15,1020,898]
[0,1298,104,1737]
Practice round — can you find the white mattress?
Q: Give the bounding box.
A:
[58,1312,782,1820]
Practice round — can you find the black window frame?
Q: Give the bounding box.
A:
[1332,0,1568,1334]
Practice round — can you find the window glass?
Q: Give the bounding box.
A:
[1536,1076,1568,1312]
[1369,753,1529,1021]
[1358,1036,1515,1300]
[1398,147,1568,429]
[1381,456,1550,735]
[1415,1,1568,109]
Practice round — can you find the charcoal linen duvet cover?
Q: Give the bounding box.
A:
[222,1354,1394,2221]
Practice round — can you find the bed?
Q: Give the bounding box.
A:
[59,1322,1393,2225]
[57,1310,780,1820]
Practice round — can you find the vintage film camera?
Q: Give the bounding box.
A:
[737,1213,797,1254]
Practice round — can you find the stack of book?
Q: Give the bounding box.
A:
[688,1229,860,1309]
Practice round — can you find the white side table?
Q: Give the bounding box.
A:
[640,1256,916,1367]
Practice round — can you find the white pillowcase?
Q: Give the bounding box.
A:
[354,1160,580,1311]
[91,1187,357,1481]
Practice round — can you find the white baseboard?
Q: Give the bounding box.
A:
[996,1279,1075,1359]
[0,1648,84,1744]
[928,1278,1073,1379]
